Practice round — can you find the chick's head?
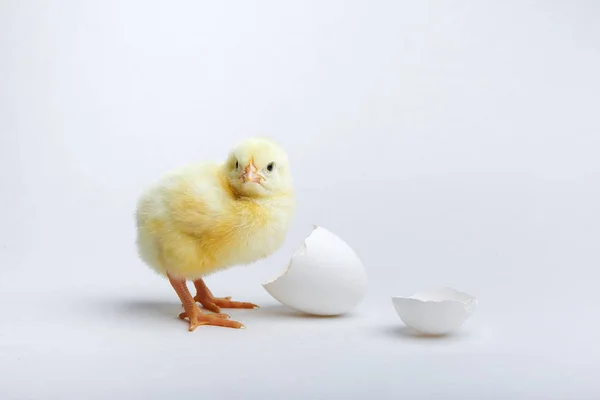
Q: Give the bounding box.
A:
[224,137,293,198]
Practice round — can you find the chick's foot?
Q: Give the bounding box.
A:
[193,279,259,313]
[167,273,244,331]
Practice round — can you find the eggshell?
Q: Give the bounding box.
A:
[391,287,477,335]
[262,225,368,316]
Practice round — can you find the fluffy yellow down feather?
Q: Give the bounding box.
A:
[135,137,295,281]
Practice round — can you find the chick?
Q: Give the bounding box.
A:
[135,137,295,331]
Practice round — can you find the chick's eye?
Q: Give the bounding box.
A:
[235,160,239,169]
[266,162,274,172]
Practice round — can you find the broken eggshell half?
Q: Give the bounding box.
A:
[392,287,477,335]
[262,226,368,316]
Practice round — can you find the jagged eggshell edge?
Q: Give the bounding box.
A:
[262,225,368,316]
[391,287,477,335]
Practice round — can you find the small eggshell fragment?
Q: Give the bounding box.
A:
[262,225,367,316]
[392,287,477,335]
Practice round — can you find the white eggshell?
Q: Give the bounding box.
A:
[262,226,368,316]
[391,287,477,335]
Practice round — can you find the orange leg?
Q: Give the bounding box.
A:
[193,278,259,313]
[167,273,244,331]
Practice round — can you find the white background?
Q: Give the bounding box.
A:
[1,1,599,399]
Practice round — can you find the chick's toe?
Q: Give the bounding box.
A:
[193,279,259,311]
[178,309,243,330]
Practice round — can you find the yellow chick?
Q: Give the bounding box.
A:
[135,137,295,331]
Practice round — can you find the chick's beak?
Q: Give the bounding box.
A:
[241,158,262,183]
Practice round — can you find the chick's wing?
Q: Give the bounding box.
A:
[165,163,232,236]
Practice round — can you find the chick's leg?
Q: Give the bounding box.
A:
[193,278,259,313]
[167,273,244,331]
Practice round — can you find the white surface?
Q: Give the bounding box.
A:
[392,287,477,335]
[1,1,600,399]
[263,225,368,316]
